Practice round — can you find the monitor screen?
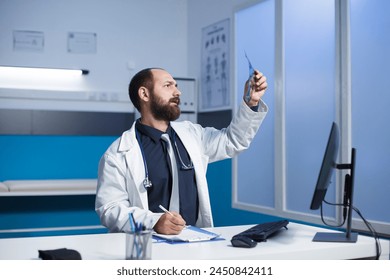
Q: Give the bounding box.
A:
[310,122,339,210]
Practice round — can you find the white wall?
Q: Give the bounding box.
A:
[0,0,255,111]
[0,0,188,111]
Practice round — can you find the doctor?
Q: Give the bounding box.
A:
[95,67,268,235]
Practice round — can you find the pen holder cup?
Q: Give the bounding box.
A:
[125,230,152,260]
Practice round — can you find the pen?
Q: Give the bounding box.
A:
[159,204,174,217]
[159,204,188,228]
[129,212,136,232]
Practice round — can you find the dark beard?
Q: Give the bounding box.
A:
[149,92,181,121]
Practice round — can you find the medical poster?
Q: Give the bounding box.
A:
[200,19,230,111]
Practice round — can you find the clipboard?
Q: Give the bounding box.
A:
[153,226,222,243]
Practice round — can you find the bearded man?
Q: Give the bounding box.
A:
[95,67,268,234]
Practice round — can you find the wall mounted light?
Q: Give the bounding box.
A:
[0,66,89,78]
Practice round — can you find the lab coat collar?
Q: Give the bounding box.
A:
[118,123,137,152]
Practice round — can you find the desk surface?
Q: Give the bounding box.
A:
[0,223,388,260]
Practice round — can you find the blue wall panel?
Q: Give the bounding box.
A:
[0,135,115,237]
[0,135,116,181]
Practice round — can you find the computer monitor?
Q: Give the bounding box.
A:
[310,122,339,210]
[310,122,358,242]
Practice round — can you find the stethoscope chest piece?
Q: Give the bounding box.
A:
[136,126,193,190]
[143,176,153,189]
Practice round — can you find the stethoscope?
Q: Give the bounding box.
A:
[135,128,194,189]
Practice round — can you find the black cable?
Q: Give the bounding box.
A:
[352,206,381,260]
[321,200,382,260]
[321,200,346,227]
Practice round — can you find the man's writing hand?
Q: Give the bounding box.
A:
[154,212,186,235]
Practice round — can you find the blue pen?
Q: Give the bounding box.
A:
[128,212,142,258]
[129,212,136,232]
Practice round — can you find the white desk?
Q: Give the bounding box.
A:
[0,223,388,260]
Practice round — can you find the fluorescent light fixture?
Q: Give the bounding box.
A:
[0,66,89,78]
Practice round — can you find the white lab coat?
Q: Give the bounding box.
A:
[95,100,267,232]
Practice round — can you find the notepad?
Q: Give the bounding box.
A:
[153,226,221,243]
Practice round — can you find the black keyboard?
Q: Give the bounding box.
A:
[232,220,289,244]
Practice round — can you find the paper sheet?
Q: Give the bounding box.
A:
[153,226,221,243]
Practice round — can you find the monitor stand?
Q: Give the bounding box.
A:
[313,148,358,243]
[313,231,358,242]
